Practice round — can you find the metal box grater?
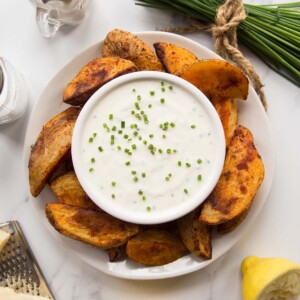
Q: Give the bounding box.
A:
[0,221,55,299]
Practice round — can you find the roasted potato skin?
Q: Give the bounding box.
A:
[126,229,188,266]
[102,29,164,72]
[29,107,81,197]
[180,59,249,101]
[216,209,249,233]
[46,203,139,249]
[63,57,137,106]
[50,171,100,210]
[200,125,265,225]
[212,98,238,147]
[177,208,212,259]
[106,245,126,262]
[154,42,198,75]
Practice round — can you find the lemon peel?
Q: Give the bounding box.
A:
[241,256,300,300]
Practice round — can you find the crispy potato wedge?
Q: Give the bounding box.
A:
[212,98,238,147]
[29,107,81,197]
[154,42,198,75]
[216,209,250,233]
[102,29,164,72]
[50,171,99,210]
[126,229,188,266]
[46,203,139,249]
[106,245,126,262]
[177,208,212,259]
[200,125,265,225]
[180,60,249,101]
[63,57,137,106]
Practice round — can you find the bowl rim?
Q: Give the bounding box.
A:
[72,71,225,224]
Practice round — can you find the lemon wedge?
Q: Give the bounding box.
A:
[241,256,300,300]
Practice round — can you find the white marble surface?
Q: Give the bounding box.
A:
[0,0,300,299]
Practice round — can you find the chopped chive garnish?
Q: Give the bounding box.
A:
[184,188,188,194]
[91,158,95,163]
[148,104,152,109]
[132,144,137,150]
[118,130,123,134]
[111,194,115,199]
[124,134,129,139]
[112,181,116,187]
[197,159,203,164]
[125,161,131,166]
[138,190,143,195]
[165,176,170,181]
[143,140,147,145]
[98,146,103,152]
[133,176,138,182]
[173,149,177,153]
[186,163,191,168]
[146,206,151,212]
[93,132,97,137]
[158,149,163,154]
[161,87,165,92]
[168,173,172,177]
[142,196,146,201]
[135,113,142,120]
[162,134,166,139]
[138,136,142,141]
[121,121,125,128]
[109,114,113,120]
[112,126,116,131]
[178,161,182,166]
[166,149,171,154]
[110,140,114,145]
[150,91,155,96]
[133,131,138,136]
[132,88,136,92]
[140,111,144,115]
[131,170,137,175]
[198,174,202,181]
[135,102,140,110]
[89,137,93,143]
[168,85,173,90]
[89,168,94,172]
[117,146,122,151]
[131,110,135,115]
[161,81,165,86]
[137,95,141,101]
[149,134,154,138]
[142,172,146,178]
[160,98,165,104]
[191,124,196,129]
[170,122,175,128]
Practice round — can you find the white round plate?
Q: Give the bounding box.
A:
[23,32,275,280]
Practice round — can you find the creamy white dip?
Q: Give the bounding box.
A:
[80,78,216,213]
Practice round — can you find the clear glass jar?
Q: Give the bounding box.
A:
[0,58,28,125]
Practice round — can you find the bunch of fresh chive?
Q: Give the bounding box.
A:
[134,0,300,86]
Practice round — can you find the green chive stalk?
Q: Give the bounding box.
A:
[135,0,300,86]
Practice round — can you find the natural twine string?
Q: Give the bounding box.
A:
[162,0,268,110]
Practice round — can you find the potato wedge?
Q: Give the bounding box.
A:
[177,208,212,259]
[216,209,249,233]
[106,245,126,262]
[126,229,188,266]
[199,125,264,225]
[29,107,81,197]
[50,171,99,210]
[63,57,137,106]
[212,98,238,147]
[154,42,198,75]
[180,60,249,101]
[46,203,139,249]
[102,29,164,72]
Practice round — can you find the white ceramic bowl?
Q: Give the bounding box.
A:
[72,71,225,224]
